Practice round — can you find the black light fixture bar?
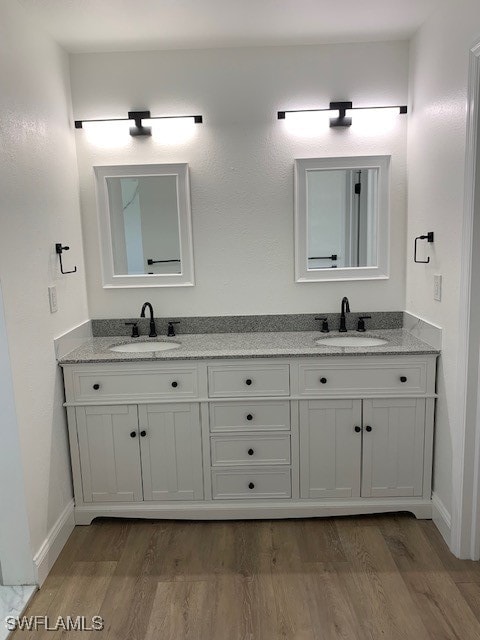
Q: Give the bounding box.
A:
[74,111,203,136]
[128,110,152,137]
[329,101,353,128]
[278,101,407,128]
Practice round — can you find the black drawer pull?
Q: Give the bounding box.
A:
[365,425,372,433]
[93,383,100,390]
[246,414,253,421]
[320,377,327,384]
[354,426,362,433]
[140,430,147,437]
[248,482,255,490]
[171,381,179,388]
[248,448,254,456]
[130,431,137,438]
[400,376,407,383]
[245,379,253,386]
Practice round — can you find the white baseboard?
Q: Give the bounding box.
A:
[33,500,75,586]
[74,498,433,525]
[432,492,452,546]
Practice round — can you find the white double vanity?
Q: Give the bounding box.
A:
[59,331,438,524]
[59,155,438,525]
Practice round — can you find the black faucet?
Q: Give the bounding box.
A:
[339,297,350,332]
[140,302,157,337]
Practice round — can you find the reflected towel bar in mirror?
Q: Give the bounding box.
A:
[147,258,181,265]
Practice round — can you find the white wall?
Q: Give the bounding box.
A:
[70,42,409,318]
[406,0,480,546]
[0,283,35,585]
[0,2,89,565]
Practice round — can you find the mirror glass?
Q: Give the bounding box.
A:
[95,163,194,288]
[307,168,378,269]
[295,156,389,282]
[106,175,181,276]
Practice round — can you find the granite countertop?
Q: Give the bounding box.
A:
[57,329,440,365]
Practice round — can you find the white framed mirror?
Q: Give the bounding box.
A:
[294,155,390,282]
[94,163,195,288]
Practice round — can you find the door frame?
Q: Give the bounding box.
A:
[453,40,480,559]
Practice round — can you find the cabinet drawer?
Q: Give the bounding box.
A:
[211,468,291,499]
[211,435,291,466]
[209,401,290,432]
[71,366,199,402]
[298,362,427,396]
[208,364,290,397]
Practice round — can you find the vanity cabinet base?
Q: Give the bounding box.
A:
[62,356,437,527]
[73,498,433,525]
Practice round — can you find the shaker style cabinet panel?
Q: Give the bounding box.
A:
[75,405,143,503]
[297,362,427,396]
[207,364,290,397]
[209,401,291,433]
[211,468,292,499]
[299,397,427,500]
[138,404,204,501]
[211,434,291,466]
[361,398,426,498]
[71,365,200,403]
[300,399,362,499]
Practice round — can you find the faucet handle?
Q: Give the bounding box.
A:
[315,317,330,333]
[125,322,139,338]
[167,321,180,337]
[356,315,371,333]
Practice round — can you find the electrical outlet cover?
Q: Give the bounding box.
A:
[48,285,58,313]
[433,275,442,301]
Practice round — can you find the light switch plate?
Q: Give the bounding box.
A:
[48,285,58,313]
[433,275,442,301]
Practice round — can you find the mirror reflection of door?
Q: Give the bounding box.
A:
[307,168,378,269]
[106,175,181,276]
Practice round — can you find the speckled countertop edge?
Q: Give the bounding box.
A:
[57,329,439,365]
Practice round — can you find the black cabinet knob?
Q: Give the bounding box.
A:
[245,379,253,386]
[140,430,147,437]
[400,376,407,383]
[246,414,253,421]
[354,426,362,433]
[248,448,254,456]
[130,431,137,438]
[365,425,372,433]
[248,482,255,490]
[93,383,100,390]
[171,381,178,388]
[320,377,327,384]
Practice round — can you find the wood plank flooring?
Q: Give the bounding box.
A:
[12,514,480,639]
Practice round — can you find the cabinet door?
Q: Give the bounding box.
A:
[139,403,204,501]
[362,398,425,498]
[75,405,143,503]
[299,399,362,498]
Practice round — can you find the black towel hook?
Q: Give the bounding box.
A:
[414,232,434,264]
[55,243,77,274]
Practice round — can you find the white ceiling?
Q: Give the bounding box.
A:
[18,0,442,53]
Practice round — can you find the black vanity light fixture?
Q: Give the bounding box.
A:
[74,110,203,137]
[277,101,408,128]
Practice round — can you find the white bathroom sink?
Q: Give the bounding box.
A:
[315,336,388,347]
[110,341,181,353]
